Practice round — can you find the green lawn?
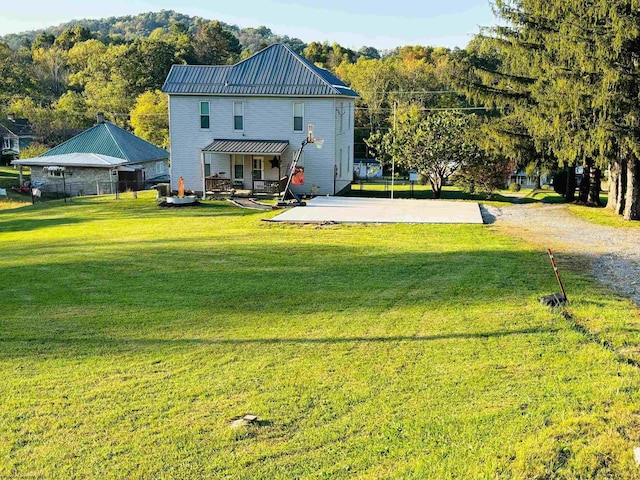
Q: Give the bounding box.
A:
[1,193,640,478]
[568,204,640,229]
[347,183,565,206]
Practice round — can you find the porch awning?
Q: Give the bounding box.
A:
[203,139,289,155]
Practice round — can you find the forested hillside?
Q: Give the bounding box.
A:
[0,10,305,53]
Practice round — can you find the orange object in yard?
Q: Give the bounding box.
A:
[178,177,185,198]
[291,166,304,185]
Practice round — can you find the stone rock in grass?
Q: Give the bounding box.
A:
[231,414,259,429]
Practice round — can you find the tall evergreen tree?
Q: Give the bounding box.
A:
[456,0,640,219]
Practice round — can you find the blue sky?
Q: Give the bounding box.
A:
[1,0,496,49]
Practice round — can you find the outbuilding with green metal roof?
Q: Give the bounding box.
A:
[12,114,169,196]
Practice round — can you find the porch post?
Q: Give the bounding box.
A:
[201,151,206,198]
[18,166,23,185]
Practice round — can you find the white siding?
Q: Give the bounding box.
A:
[168,95,354,195]
[334,99,355,193]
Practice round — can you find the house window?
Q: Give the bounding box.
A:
[155,162,165,175]
[233,155,244,179]
[48,170,63,177]
[252,157,263,180]
[204,153,212,177]
[200,101,210,129]
[233,102,244,131]
[293,102,304,132]
[2,138,10,150]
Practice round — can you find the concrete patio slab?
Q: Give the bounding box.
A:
[269,196,484,224]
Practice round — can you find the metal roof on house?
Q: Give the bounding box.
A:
[162,44,359,98]
[41,121,168,162]
[0,119,33,137]
[12,153,129,168]
[203,139,289,155]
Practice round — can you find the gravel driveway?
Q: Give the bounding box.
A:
[482,203,640,305]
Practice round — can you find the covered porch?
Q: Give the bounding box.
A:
[202,139,290,195]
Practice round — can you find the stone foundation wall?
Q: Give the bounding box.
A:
[31,167,114,196]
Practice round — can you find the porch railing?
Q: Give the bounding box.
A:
[253,178,286,194]
[205,177,232,192]
[206,176,286,194]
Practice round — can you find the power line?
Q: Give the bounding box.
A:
[354,106,491,112]
[355,90,459,94]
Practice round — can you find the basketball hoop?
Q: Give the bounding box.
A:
[314,139,324,149]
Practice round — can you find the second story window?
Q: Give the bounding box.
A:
[233,102,244,131]
[293,102,304,132]
[200,101,210,129]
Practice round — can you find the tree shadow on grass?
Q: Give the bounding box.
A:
[0,327,563,360]
[0,216,89,233]
[3,327,559,345]
[0,242,594,361]
[0,200,264,232]
[0,244,579,313]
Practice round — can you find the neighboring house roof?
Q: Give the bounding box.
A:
[162,43,359,98]
[41,121,168,162]
[354,158,381,165]
[203,139,290,155]
[12,153,129,168]
[0,125,18,139]
[0,118,33,137]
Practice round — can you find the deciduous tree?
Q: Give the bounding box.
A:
[130,90,169,148]
[368,108,477,199]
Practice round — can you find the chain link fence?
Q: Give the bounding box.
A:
[35,180,144,200]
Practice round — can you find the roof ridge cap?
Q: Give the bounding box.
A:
[104,122,130,161]
[232,43,280,68]
[282,44,341,95]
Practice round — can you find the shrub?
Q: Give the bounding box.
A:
[508,182,521,192]
[454,151,513,197]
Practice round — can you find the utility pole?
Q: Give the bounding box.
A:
[391,101,396,200]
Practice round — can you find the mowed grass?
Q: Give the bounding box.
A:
[1,193,640,478]
[568,204,640,230]
[346,183,565,206]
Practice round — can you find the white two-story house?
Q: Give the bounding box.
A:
[161,43,358,196]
